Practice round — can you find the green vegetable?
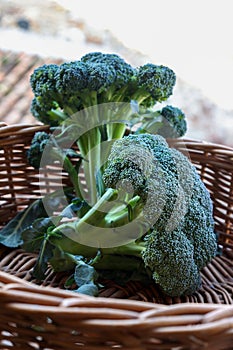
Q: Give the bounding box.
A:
[0,51,217,298]
[29,52,181,204]
[158,105,187,138]
[49,134,217,297]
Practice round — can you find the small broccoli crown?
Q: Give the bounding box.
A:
[30,64,59,97]
[86,63,116,92]
[30,97,64,127]
[80,52,104,64]
[30,64,67,126]
[55,61,88,95]
[103,133,166,194]
[136,63,176,102]
[103,133,180,225]
[142,228,201,297]
[30,97,47,123]
[27,131,51,169]
[81,52,135,88]
[158,105,187,138]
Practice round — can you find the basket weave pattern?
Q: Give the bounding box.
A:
[0,124,233,349]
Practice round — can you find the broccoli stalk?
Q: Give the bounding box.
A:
[50,228,201,297]
[52,187,148,248]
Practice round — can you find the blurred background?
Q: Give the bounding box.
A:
[0,0,233,146]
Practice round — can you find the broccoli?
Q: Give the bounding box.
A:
[134,63,176,107]
[29,52,179,129]
[134,105,187,138]
[27,131,51,170]
[30,64,66,127]
[7,52,216,298]
[158,105,187,138]
[50,133,217,297]
[29,52,183,205]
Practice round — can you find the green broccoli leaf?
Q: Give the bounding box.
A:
[33,238,54,280]
[49,247,77,272]
[0,187,74,249]
[73,258,99,296]
[75,283,99,296]
[21,217,61,280]
[21,217,55,252]
[0,198,48,248]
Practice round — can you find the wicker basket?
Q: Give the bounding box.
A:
[0,124,233,350]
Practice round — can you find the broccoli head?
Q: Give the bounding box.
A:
[27,131,51,169]
[158,105,187,138]
[55,61,88,94]
[30,63,59,97]
[134,63,176,107]
[102,133,187,227]
[29,52,179,127]
[142,227,201,296]
[81,52,135,89]
[102,133,217,296]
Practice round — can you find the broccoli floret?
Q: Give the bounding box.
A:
[56,61,88,93]
[134,105,187,138]
[183,171,217,269]
[51,133,217,297]
[27,131,51,169]
[30,64,66,126]
[142,227,201,296]
[30,63,59,97]
[81,52,135,89]
[132,64,176,107]
[102,133,189,228]
[158,105,187,138]
[29,53,178,125]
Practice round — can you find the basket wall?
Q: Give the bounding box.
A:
[0,124,233,350]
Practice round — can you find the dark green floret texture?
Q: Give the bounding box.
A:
[26,131,51,169]
[29,51,178,125]
[158,105,187,138]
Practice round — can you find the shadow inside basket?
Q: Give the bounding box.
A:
[0,125,233,306]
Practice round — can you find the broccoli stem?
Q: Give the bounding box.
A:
[48,109,68,122]
[51,188,149,257]
[93,253,144,271]
[49,148,82,200]
[51,231,145,261]
[56,189,142,233]
[106,122,126,140]
[77,127,102,205]
[131,90,151,105]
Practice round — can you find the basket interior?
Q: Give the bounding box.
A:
[0,124,233,305]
